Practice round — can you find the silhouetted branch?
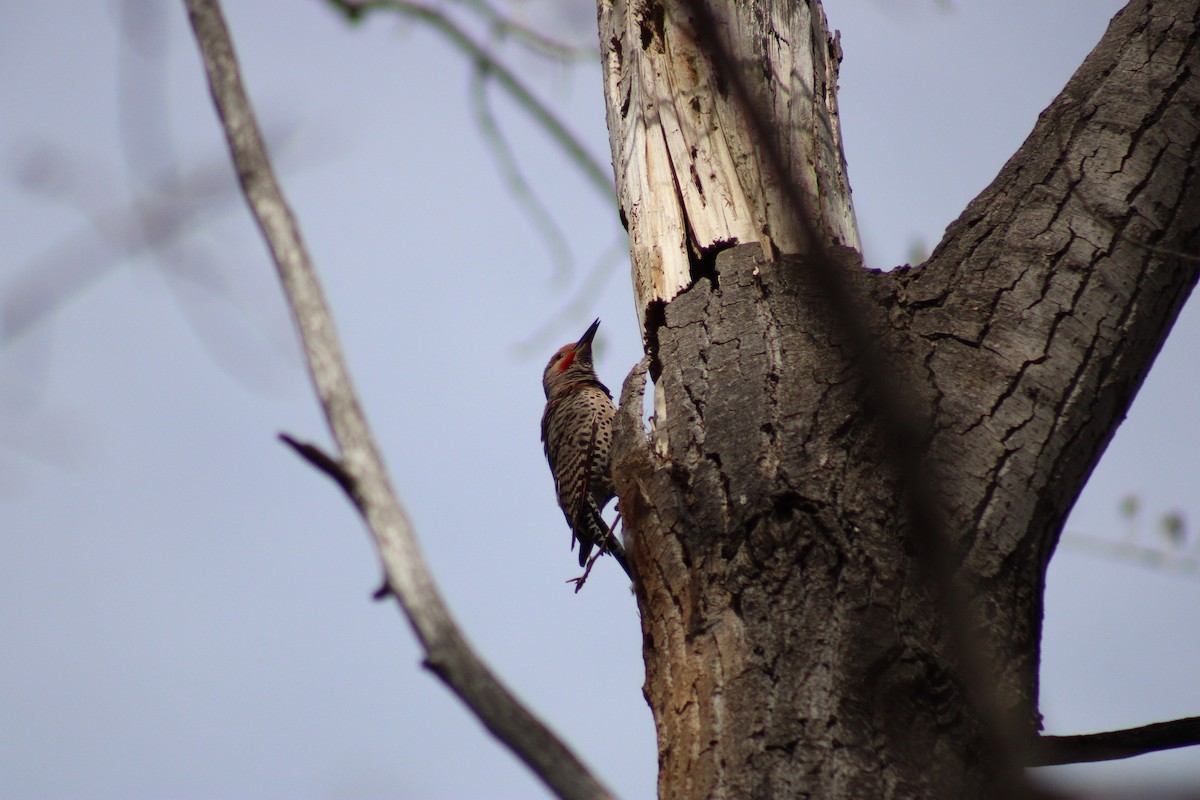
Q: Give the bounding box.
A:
[183,2,614,798]
[1029,716,1200,766]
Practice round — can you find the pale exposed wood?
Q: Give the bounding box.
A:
[599,0,861,328]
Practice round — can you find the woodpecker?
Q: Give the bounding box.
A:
[541,318,631,584]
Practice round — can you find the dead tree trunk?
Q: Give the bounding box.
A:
[599,0,1200,796]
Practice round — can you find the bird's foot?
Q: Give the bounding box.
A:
[567,551,603,593]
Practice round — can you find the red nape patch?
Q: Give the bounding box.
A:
[558,350,576,371]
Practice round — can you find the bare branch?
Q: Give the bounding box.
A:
[182,2,615,798]
[469,62,573,285]
[1029,716,1200,766]
[457,0,600,62]
[2,147,240,344]
[324,0,614,202]
[333,0,599,62]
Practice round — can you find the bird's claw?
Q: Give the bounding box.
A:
[567,550,604,593]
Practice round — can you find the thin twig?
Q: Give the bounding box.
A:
[469,61,573,286]
[1060,531,1200,578]
[1029,716,1200,766]
[511,237,627,358]
[182,2,614,798]
[456,0,599,62]
[325,0,613,202]
[278,434,357,499]
[2,118,310,350]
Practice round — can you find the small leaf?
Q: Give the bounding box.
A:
[906,238,929,265]
[1161,512,1186,547]
[1118,494,1141,520]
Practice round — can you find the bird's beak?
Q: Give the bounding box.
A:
[576,318,601,350]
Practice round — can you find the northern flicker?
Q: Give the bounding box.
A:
[541,318,631,583]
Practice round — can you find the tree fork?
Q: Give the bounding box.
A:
[603,0,1200,797]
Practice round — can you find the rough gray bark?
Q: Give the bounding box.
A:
[606,0,1200,797]
[891,0,1200,735]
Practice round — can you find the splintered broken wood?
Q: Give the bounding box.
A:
[599,0,862,324]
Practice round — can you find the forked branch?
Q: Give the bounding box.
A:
[182,2,613,798]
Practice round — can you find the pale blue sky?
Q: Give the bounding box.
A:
[2,1,1196,798]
